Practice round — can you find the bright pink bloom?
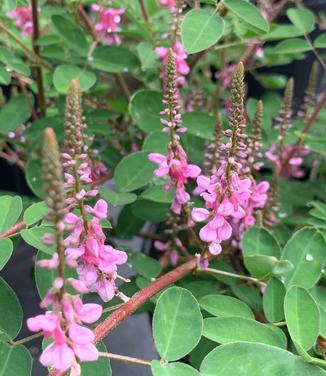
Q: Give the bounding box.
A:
[92,5,124,45]
[7,6,33,36]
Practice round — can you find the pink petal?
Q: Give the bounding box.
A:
[191,208,210,222]
[148,153,166,164]
[73,343,98,362]
[40,343,75,372]
[69,323,94,345]
[209,242,222,255]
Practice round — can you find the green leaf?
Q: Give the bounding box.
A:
[25,158,45,198]
[182,112,215,139]
[0,238,13,270]
[200,342,326,376]
[0,277,22,339]
[0,195,22,233]
[287,8,315,34]
[143,130,169,154]
[0,343,32,376]
[244,255,293,280]
[263,277,286,323]
[99,187,137,207]
[181,9,224,54]
[274,38,311,54]
[231,285,262,310]
[52,15,88,56]
[262,24,304,41]
[0,95,31,135]
[224,0,269,32]
[137,42,158,70]
[20,227,55,255]
[243,226,281,258]
[129,90,164,133]
[91,46,139,73]
[23,201,47,226]
[114,151,154,192]
[284,286,320,351]
[128,251,161,279]
[115,205,145,239]
[315,33,326,48]
[151,360,200,376]
[203,317,285,348]
[0,67,11,85]
[281,227,326,289]
[131,199,169,222]
[153,287,203,361]
[53,65,96,93]
[140,185,174,203]
[80,342,112,375]
[199,294,254,319]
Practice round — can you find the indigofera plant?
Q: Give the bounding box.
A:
[0,1,326,376]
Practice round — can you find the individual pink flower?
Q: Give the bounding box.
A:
[7,6,33,36]
[91,5,124,45]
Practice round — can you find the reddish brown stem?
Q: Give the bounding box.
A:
[78,5,98,41]
[0,221,26,238]
[94,258,197,341]
[31,0,45,117]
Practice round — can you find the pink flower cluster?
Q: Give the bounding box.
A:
[265,144,308,178]
[91,5,124,45]
[27,292,102,374]
[62,153,128,301]
[159,0,176,11]
[149,144,201,214]
[7,5,33,36]
[192,168,269,255]
[156,41,190,86]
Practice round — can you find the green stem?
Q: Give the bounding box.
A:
[98,352,152,367]
[0,21,53,71]
[12,332,42,345]
[199,267,266,287]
